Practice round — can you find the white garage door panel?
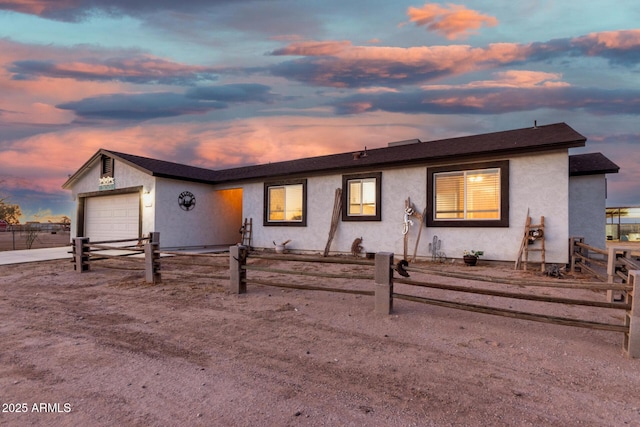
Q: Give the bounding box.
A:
[85,193,140,243]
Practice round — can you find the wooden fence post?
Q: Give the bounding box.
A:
[230,245,247,294]
[607,246,632,302]
[375,252,394,314]
[145,232,161,284]
[623,270,639,358]
[570,236,584,273]
[607,246,618,302]
[73,237,90,272]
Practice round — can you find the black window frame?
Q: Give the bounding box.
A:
[342,172,382,222]
[427,160,509,228]
[263,179,307,227]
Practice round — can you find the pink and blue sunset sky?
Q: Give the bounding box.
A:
[0,1,639,221]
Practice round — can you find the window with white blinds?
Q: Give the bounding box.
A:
[427,160,509,227]
[434,168,500,220]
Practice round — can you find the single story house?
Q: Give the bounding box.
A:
[62,122,619,263]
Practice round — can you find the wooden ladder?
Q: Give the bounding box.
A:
[515,215,546,271]
[241,217,252,249]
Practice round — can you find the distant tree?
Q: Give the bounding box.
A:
[0,196,22,224]
[23,223,40,249]
[60,215,71,229]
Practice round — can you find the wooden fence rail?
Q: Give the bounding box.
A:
[229,247,639,358]
[73,233,233,284]
[71,239,639,358]
[72,235,150,272]
[570,236,640,302]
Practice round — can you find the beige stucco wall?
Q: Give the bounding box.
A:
[569,174,607,250]
[68,159,243,248]
[68,158,155,239]
[68,150,575,261]
[243,150,571,263]
[153,179,243,249]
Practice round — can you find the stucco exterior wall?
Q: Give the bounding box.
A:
[435,151,570,263]
[212,188,244,245]
[68,159,155,239]
[68,160,244,248]
[243,150,571,263]
[154,179,242,249]
[569,174,606,250]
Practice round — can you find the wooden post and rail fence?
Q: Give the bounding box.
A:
[72,234,639,358]
[570,236,640,302]
[231,247,639,358]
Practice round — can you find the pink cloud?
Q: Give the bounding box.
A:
[271,41,529,87]
[573,29,640,53]
[407,3,498,40]
[422,70,569,90]
[0,40,132,124]
[270,29,640,89]
[271,40,353,56]
[0,0,78,16]
[1,113,432,194]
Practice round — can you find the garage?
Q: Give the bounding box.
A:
[84,193,140,243]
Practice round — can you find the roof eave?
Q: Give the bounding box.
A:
[62,149,157,190]
[570,167,620,176]
[211,138,586,184]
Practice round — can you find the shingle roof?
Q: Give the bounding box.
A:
[212,122,587,183]
[106,150,218,182]
[569,152,620,176]
[63,122,592,188]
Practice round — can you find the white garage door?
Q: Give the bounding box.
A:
[85,193,140,243]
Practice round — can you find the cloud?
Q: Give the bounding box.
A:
[56,83,280,121]
[0,0,252,21]
[406,3,498,40]
[185,83,278,103]
[528,30,640,66]
[269,42,528,88]
[267,30,640,88]
[579,133,640,206]
[56,92,226,121]
[271,40,353,56]
[0,111,430,195]
[9,56,218,85]
[0,0,79,19]
[333,85,640,116]
[422,70,570,89]
[0,39,134,125]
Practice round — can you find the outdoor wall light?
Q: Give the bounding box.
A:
[143,191,153,208]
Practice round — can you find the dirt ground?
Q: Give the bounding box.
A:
[0,230,70,251]
[0,253,639,427]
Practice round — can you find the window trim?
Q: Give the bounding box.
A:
[342,172,382,222]
[263,179,307,226]
[427,160,509,227]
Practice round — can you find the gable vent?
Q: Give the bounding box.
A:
[101,155,114,177]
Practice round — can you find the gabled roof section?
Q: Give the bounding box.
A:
[62,149,217,189]
[212,122,587,183]
[569,152,620,176]
[63,122,589,189]
[107,150,217,182]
